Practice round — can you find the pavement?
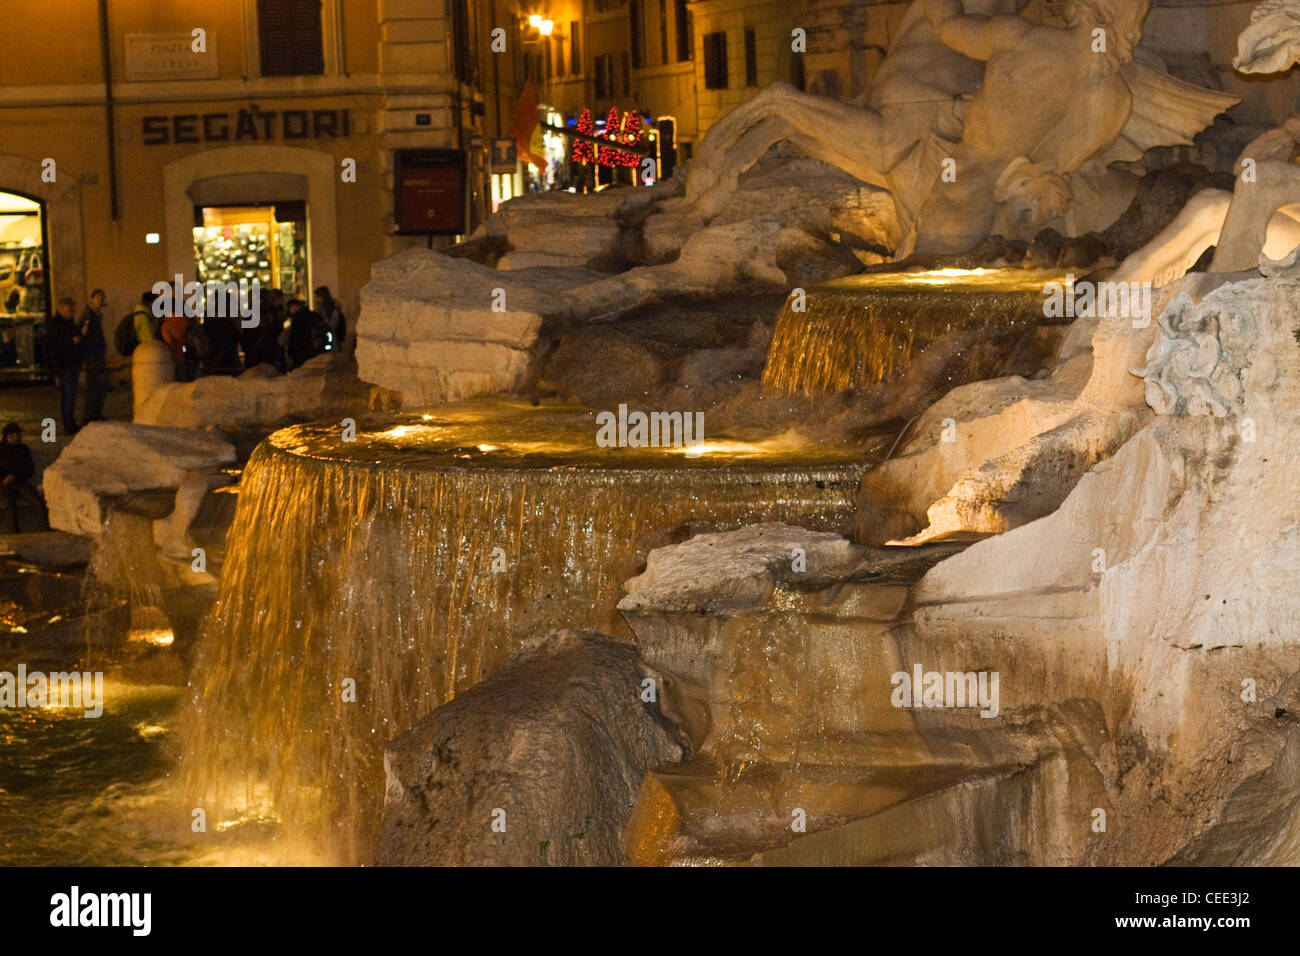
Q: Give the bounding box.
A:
[0,378,133,478]
[0,379,133,534]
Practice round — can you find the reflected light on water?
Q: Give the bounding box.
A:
[128,627,174,647]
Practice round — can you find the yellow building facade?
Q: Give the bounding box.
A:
[0,0,503,369]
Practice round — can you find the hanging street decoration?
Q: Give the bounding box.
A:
[567,106,647,168]
[572,109,595,164]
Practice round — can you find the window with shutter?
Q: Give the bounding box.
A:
[659,0,669,64]
[675,0,692,63]
[258,0,325,77]
[450,0,479,85]
[630,0,643,69]
[703,31,727,89]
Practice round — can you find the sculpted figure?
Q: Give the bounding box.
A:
[686,0,1236,257]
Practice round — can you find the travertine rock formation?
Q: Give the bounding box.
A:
[912,276,1300,863]
[355,145,906,408]
[852,263,1267,546]
[356,248,602,406]
[377,630,685,866]
[135,354,383,432]
[1235,0,1300,74]
[43,422,235,538]
[614,271,1300,865]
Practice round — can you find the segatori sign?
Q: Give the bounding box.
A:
[141,108,351,145]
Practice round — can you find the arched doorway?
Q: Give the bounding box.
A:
[0,153,86,378]
[0,189,50,373]
[162,146,339,298]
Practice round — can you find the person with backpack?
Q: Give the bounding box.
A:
[45,298,82,436]
[115,291,161,358]
[79,289,108,424]
[284,298,329,370]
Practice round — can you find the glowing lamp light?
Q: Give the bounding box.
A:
[528,14,542,26]
[539,18,554,34]
[145,233,161,244]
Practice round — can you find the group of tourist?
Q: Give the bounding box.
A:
[45,284,350,432]
[10,283,351,532]
[235,285,348,374]
[128,283,347,381]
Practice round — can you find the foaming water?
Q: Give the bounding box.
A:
[762,269,1070,395]
[181,400,877,863]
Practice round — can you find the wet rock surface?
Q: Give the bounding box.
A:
[377,630,685,866]
[617,273,1300,865]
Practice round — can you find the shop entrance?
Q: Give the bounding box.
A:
[0,190,50,375]
[192,203,308,300]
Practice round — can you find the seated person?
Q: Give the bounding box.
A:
[0,422,48,534]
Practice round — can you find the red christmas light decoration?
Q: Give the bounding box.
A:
[571,108,594,163]
[617,110,643,168]
[570,106,646,168]
[597,107,623,167]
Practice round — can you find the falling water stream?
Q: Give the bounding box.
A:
[762,269,1071,395]
[180,400,876,862]
[2,269,1073,865]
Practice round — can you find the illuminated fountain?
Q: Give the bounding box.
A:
[181,400,878,862]
[762,269,1072,396]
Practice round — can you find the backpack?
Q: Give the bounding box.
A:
[114,312,139,357]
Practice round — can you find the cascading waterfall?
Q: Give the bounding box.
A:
[180,400,874,862]
[762,269,1071,395]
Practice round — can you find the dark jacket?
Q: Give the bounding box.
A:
[45,314,81,371]
[79,306,108,359]
[323,305,346,348]
[287,309,327,369]
[0,441,35,483]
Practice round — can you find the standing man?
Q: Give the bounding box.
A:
[45,297,82,436]
[0,422,48,533]
[79,289,108,424]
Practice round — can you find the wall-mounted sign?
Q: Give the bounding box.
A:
[141,109,351,145]
[394,149,466,236]
[125,34,219,82]
[490,139,517,174]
